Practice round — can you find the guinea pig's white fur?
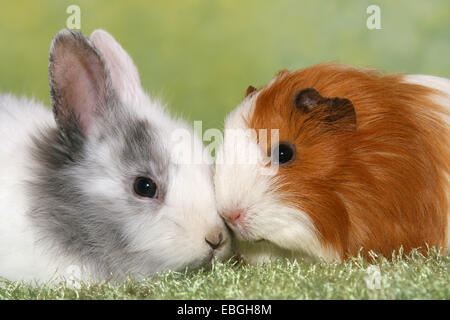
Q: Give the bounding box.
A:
[0,30,230,284]
[215,64,449,263]
[215,93,338,262]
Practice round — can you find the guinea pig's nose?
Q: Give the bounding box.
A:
[205,231,224,250]
[220,209,244,225]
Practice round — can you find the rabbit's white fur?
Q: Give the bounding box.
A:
[0,94,74,282]
[0,30,230,284]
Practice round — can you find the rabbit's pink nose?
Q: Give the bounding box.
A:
[221,209,245,225]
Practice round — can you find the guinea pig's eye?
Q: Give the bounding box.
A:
[272,143,296,165]
[133,176,158,199]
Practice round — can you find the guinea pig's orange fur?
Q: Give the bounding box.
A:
[248,63,449,260]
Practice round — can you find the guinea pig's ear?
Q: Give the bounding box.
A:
[49,29,114,136]
[294,88,356,130]
[245,85,257,97]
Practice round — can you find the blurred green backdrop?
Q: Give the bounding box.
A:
[0,0,449,129]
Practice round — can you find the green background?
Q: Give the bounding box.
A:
[0,0,449,129]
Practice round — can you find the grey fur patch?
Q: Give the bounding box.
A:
[28,106,170,279]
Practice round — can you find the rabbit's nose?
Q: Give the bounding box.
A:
[205,231,224,250]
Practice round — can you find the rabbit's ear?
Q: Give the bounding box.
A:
[49,29,113,136]
[90,29,145,106]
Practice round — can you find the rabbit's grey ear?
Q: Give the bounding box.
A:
[49,29,113,136]
[90,29,144,106]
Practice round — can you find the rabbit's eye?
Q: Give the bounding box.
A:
[133,176,158,199]
[271,143,296,165]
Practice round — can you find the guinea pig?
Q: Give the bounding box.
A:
[0,29,230,283]
[214,63,449,263]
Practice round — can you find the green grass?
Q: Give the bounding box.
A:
[1,250,448,300]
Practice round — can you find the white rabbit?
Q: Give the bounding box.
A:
[0,29,230,283]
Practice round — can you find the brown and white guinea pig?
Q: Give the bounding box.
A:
[214,63,450,263]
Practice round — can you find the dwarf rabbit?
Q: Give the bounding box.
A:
[215,63,449,263]
[0,29,230,283]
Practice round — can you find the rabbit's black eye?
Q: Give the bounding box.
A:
[133,177,158,198]
[272,143,296,165]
